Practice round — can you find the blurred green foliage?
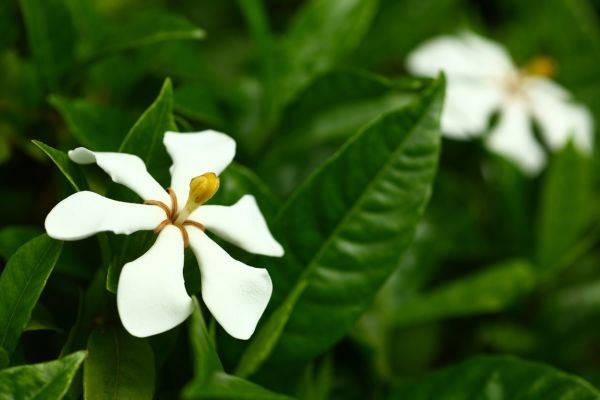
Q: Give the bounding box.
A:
[0,0,599,399]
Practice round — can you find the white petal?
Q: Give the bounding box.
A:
[486,100,546,175]
[163,131,236,210]
[524,77,594,153]
[441,79,502,139]
[187,229,272,340]
[45,191,165,241]
[117,225,193,337]
[69,147,170,204]
[189,195,283,257]
[407,32,515,79]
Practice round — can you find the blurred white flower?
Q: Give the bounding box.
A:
[45,131,283,340]
[407,32,593,174]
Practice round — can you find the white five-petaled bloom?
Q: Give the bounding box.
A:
[45,131,284,340]
[407,32,594,174]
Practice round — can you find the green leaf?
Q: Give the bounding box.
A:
[0,225,40,259]
[106,78,176,293]
[0,351,85,398]
[0,234,62,356]
[101,11,204,55]
[277,0,378,107]
[392,260,536,327]
[389,355,600,399]
[84,327,155,400]
[536,142,592,274]
[18,0,76,90]
[258,77,444,368]
[50,96,135,151]
[32,140,88,191]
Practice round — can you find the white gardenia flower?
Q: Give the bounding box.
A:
[407,32,594,174]
[45,131,284,340]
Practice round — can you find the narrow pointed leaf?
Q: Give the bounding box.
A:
[32,140,87,191]
[0,234,62,356]
[0,351,85,399]
[84,327,155,400]
[389,355,600,399]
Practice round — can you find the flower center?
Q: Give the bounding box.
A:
[500,56,556,99]
[144,172,220,247]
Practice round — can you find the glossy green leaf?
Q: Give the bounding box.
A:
[18,0,76,90]
[50,96,135,151]
[32,140,88,191]
[0,225,40,259]
[0,351,85,398]
[84,327,155,400]
[389,355,600,399]
[392,260,536,327]
[0,234,62,356]
[259,78,444,367]
[536,142,592,274]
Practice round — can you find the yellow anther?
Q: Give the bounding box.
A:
[175,172,220,224]
[523,56,555,78]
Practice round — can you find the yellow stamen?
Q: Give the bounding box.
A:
[523,56,555,78]
[175,172,220,224]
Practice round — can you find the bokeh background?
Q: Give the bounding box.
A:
[1,0,599,399]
